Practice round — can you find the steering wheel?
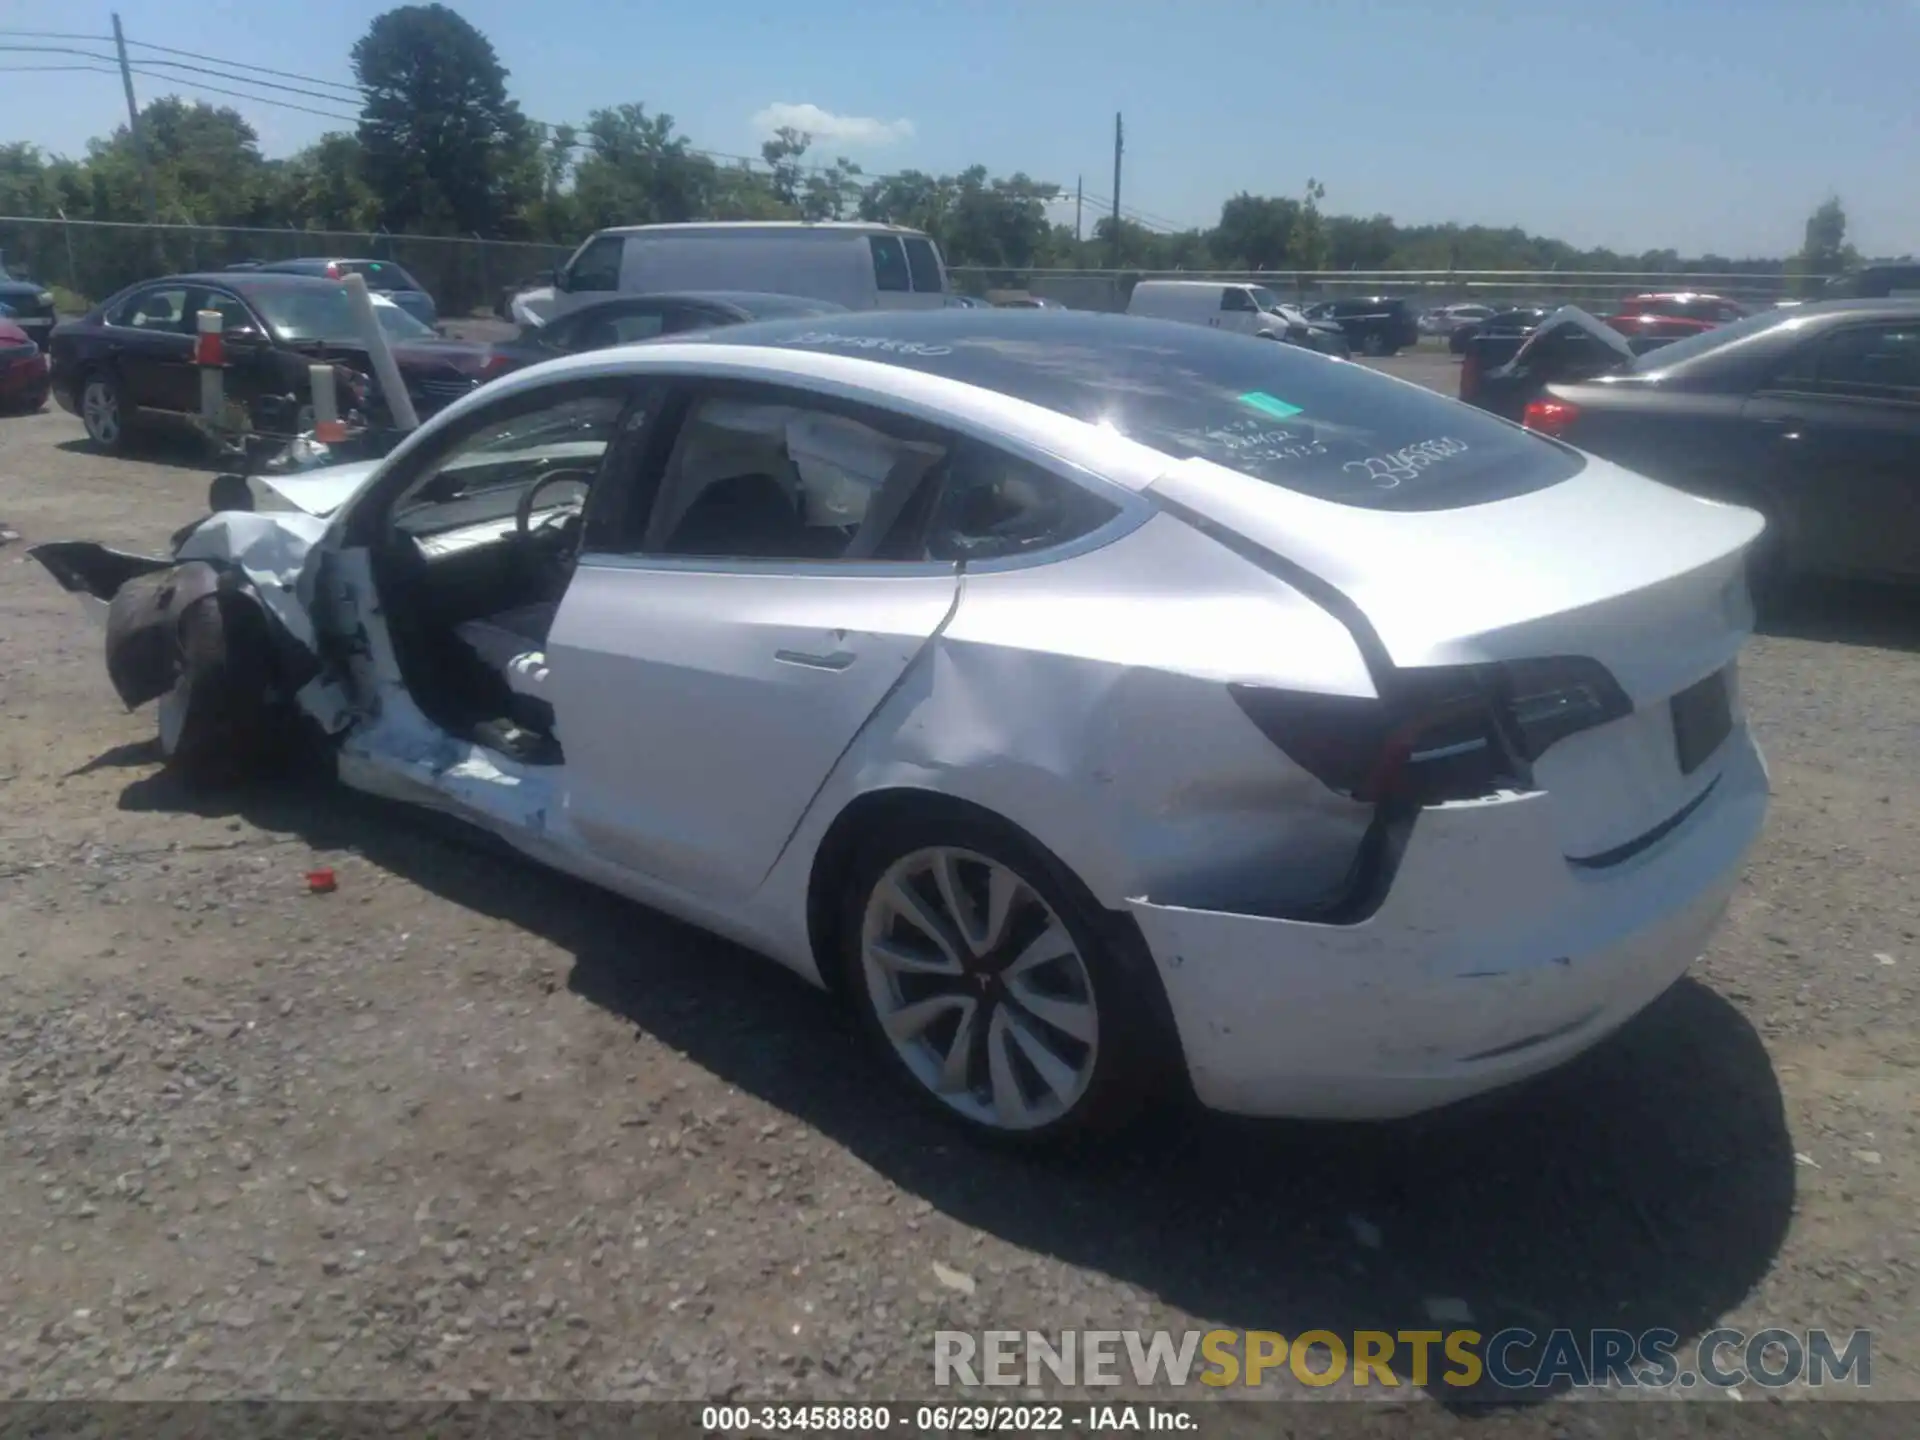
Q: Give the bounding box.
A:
[514,467,597,594]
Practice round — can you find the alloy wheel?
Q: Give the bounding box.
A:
[82,378,121,447]
[859,846,1099,1132]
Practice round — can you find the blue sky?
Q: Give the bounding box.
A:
[5,0,1916,257]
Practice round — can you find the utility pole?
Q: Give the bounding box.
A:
[1110,113,1124,268]
[111,13,160,256]
[1074,175,1083,246]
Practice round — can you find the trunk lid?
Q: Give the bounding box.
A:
[1152,451,1760,705]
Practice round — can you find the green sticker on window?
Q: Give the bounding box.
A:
[1239,390,1303,419]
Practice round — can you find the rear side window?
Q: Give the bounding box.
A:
[924,443,1119,561]
[869,236,911,293]
[902,237,944,293]
[1780,324,1920,398]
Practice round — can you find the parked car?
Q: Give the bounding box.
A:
[1449,306,1551,354]
[1420,303,1496,337]
[1302,296,1418,356]
[513,222,950,327]
[0,258,58,351]
[49,272,497,450]
[1128,280,1350,355]
[945,295,988,309]
[1602,292,1746,352]
[1460,306,1637,418]
[241,258,439,329]
[1821,264,1920,300]
[31,308,1767,1145]
[1519,299,1920,585]
[480,291,846,375]
[0,316,51,411]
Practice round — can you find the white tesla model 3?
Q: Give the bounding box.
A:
[35,310,1770,1145]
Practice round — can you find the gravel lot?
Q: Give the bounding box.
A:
[1,350,1916,1418]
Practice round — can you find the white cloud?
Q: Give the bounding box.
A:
[751,102,915,149]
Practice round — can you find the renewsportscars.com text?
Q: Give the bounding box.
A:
[933,1327,1872,1391]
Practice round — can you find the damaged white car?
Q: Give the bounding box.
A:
[34,310,1771,1144]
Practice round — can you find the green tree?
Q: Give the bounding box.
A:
[351,3,532,234]
[279,133,378,232]
[760,127,810,211]
[1213,192,1301,270]
[572,104,730,228]
[1792,196,1857,293]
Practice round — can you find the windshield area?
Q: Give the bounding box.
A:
[1249,287,1287,314]
[249,285,434,345]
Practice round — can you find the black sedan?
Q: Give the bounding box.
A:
[1518,299,1920,585]
[49,272,496,451]
[1449,306,1551,353]
[486,290,845,374]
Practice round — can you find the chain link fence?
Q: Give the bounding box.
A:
[949,267,1807,315]
[0,215,569,321]
[2,215,1815,325]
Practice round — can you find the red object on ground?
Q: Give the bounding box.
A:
[306,867,338,894]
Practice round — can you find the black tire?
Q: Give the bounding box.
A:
[1361,331,1390,357]
[166,590,290,788]
[78,369,128,451]
[836,806,1175,1148]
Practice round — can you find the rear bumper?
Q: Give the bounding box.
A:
[1130,726,1768,1120]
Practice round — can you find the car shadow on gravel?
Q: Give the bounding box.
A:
[120,767,1797,1409]
[1759,577,1920,654]
[55,432,215,472]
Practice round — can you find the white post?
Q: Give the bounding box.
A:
[195,309,224,425]
[338,271,419,431]
[308,363,346,443]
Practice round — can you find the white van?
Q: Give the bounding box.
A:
[513,222,949,326]
[1126,279,1301,339]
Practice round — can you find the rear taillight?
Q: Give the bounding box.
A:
[1523,396,1580,437]
[324,263,343,279]
[1230,657,1630,806]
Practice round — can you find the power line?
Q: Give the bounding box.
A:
[119,37,364,97]
[0,56,361,123]
[0,42,363,109]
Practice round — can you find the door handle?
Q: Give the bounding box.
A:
[774,648,855,672]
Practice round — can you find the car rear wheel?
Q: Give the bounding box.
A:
[1361,332,1389,357]
[80,372,125,450]
[839,811,1167,1146]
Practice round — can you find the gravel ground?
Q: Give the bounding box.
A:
[1,361,1916,1418]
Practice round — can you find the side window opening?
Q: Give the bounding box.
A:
[925,444,1121,562]
[567,235,625,293]
[1221,288,1256,313]
[111,286,190,331]
[869,236,911,293]
[902,237,945,293]
[645,393,946,561]
[391,393,627,537]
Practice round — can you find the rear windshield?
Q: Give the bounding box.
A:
[339,260,420,292]
[715,313,1584,510]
